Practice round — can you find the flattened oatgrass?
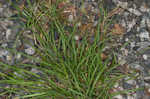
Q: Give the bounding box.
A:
[0,0,139,99]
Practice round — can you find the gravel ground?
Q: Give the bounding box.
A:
[0,0,150,99]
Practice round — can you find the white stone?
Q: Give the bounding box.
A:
[119,57,126,65]
[93,21,98,27]
[140,6,148,12]
[139,3,150,12]
[68,14,73,22]
[126,79,136,85]
[124,49,128,56]
[129,63,144,71]
[123,12,129,17]
[6,29,11,40]
[130,42,135,48]
[113,95,123,99]
[4,8,13,17]
[143,54,148,60]
[121,19,126,28]
[148,88,150,93]
[31,68,39,73]
[125,38,129,42]
[117,1,128,9]
[1,43,8,47]
[16,53,21,59]
[77,22,81,27]
[139,30,149,39]
[74,35,80,40]
[144,76,150,80]
[127,19,136,32]
[127,95,135,99]
[140,18,146,28]
[124,76,130,81]
[0,8,3,13]
[145,83,149,87]
[137,27,140,32]
[25,47,35,55]
[128,8,142,16]
[114,83,119,88]
[14,72,22,77]
[6,55,12,61]
[0,50,9,57]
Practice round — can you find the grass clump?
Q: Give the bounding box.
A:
[0,0,136,99]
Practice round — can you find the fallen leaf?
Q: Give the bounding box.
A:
[112,24,125,35]
[145,88,150,96]
[101,53,107,60]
